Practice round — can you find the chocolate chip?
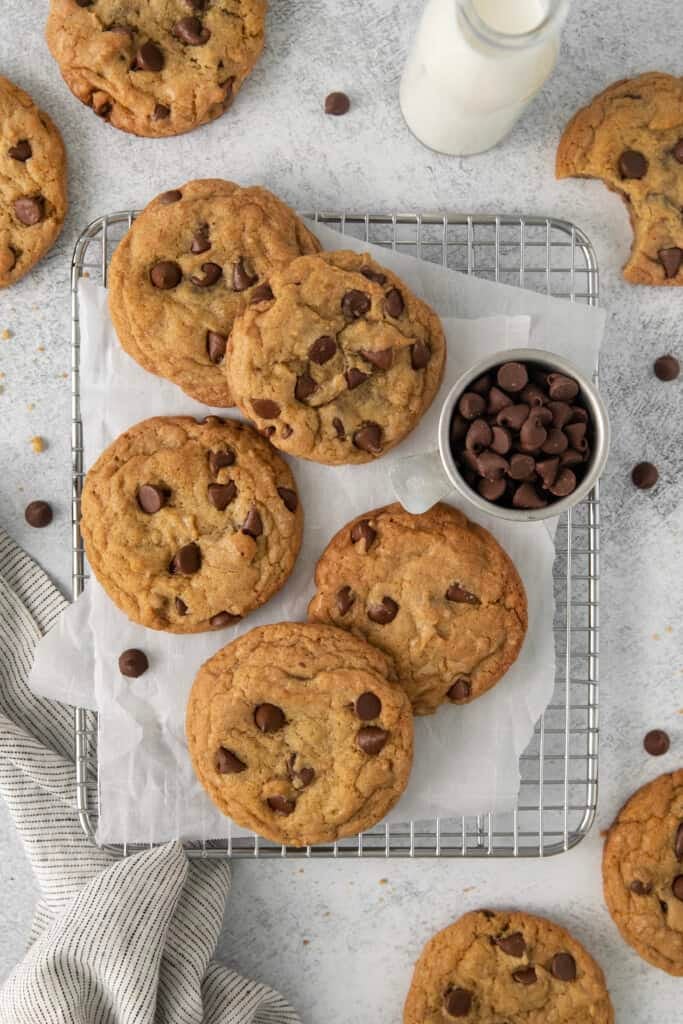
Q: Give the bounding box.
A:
[478,477,506,501]
[232,258,258,291]
[643,729,670,756]
[674,140,683,163]
[191,227,211,253]
[309,335,337,364]
[210,611,240,628]
[411,341,431,370]
[242,507,263,538]
[254,703,285,733]
[360,266,386,284]
[208,481,237,510]
[497,404,529,431]
[618,149,647,179]
[277,487,298,512]
[384,288,404,318]
[191,262,222,288]
[158,189,182,205]
[14,196,44,226]
[170,542,201,575]
[175,597,188,615]
[295,372,317,401]
[216,747,246,773]
[471,374,492,396]
[487,386,513,415]
[206,331,227,364]
[660,247,683,279]
[250,282,273,303]
[150,261,181,289]
[490,426,512,455]
[673,876,683,901]
[561,449,585,467]
[654,354,680,381]
[8,140,31,162]
[550,953,576,981]
[153,103,170,120]
[341,290,371,319]
[267,795,296,815]
[173,16,211,44]
[353,422,383,454]
[446,583,480,605]
[357,726,389,755]
[350,519,376,549]
[509,453,536,480]
[513,483,547,509]
[520,383,546,407]
[280,424,293,439]
[24,500,52,528]
[630,879,652,895]
[497,361,528,392]
[477,451,509,481]
[75,0,93,6]
[208,448,235,475]
[549,468,577,497]
[332,417,345,438]
[497,933,526,957]
[546,374,579,402]
[512,966,537,986]
[345,367,370,390]
[118,649,149,678]
[356,692,382,720]
[674,822,683,860]
[298,767,315,788]
[251,398,281,419]
[367,596,399,624]
[632,462,658,489]
[459,392,486,420]
[337,585,355,615]
[519,410,548,451]
[324,91,350,115]
[134,41,164,72]
[137,484,169,514]
[541,428,569,455]
[536,457,559,490]
[444,988,472,1017]
[465,419,492,453]
[361,347,393,370]
[546,401,572,429]
[564,422,586,449]
[448,677,471,702]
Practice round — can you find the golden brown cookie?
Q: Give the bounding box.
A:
[602,769,683,975]
[404,909,614,1023]
[308,502,527,715]
[0,76,67,288]
[225,250,446,464]
[45,0,266,138]
[186,622,414,846]
[81,416,302,632]
[557,72,683,285]
[108,180,321,406]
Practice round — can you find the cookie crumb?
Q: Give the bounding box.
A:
[31,436,45,454]
[652,633,661,641]
[27,402,35,411]
[2,329,12,340]
[665,625,673,634]
[302,939,310,946]
[37,345,45,352]
[379,878,388,885]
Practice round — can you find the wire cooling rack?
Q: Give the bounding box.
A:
[71,212,600,859]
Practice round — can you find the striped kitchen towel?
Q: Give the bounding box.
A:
[0,527,300,1024]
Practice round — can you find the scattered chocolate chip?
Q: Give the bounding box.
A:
[673,876,683,902]
[118,648,149,678]
[251,398,281,419]
[170,542,201,575]
[24,500,52,528]
[497,361,528,392]
[8,140,31,162]
[153,103,171,120]
[356,692,382,720]
[332,417,345,438]
[158,189,182,205]
[367,596,399,624]
[446,583,480,605]
[267,795,296,815]
[632,462,658,489]
[443,988,472,1017]
[448,677,471,702]
[497,403,530,431]
[357,726,389,755]
[208,448,235,475]
[232,257,258,291]
[173,16,211,44]
[341,290,371,319]
[618,149,647,179]
[210,611,240,628]
[216,747,246,773]
[254,703,285,733]
[309,335,337,364]
[250,282,273,303]
[546,373,579,402]
[360,266,386,284]
[497,933,526,957]
[134,41,165,72]
[242,506,263,538]
[659,247,683,279]
[175,597,188,616]
[350,519,376,549]
[206,331,227,364]
[295,372,317,401]
[325,91,350,115]
[208,481,237,510]
[411,341,431,370]
[384,288,404,318]
[630,879,652,896]
[465,419,492,453]
[459,392,486,420]
[643,729,670,756]
[137,484,169,514]
[337,585,355,615]
[513,483,547,509]
[654,354,680,381]
[277,486,298,512]
[191,262,222,288]
[512,966,537,986]
[361,347,393,370]
[353,422,383,454]
[345,367,370,390]
[150,260,181,289]
[14,196,44,226]
[550,953,576,981]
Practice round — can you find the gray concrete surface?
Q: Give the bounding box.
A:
[1,1,682,1020]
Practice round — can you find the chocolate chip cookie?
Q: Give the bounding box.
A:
[108,180,321,406]
[404,909,614,1023]
[308,502,527,715]
[45,0,266,138]
[557,72,683,285]
[81,416,302,632]
[0,76,67,288]
[603,769,683,974]
[225,250,446,464]
[186,622,414,846]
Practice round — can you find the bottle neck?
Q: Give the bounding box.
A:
[455,0,569,51]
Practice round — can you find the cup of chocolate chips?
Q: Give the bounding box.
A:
[437,349,609,521]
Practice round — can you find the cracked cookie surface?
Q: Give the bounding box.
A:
[186,622,414,846]
[81,415,302,632]
[225,250,446,464]
[46,0,266,138]
[404,909,614,1023]
[557,72,683,285]
[603,769,683,974]
[108,179,321,406]
[308,502,527,715]
[0,76,67,288]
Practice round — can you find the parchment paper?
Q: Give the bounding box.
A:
[30,221,605,843]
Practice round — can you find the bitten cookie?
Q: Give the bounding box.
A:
[308,502,527,715]
[108,180,321,406]
[557,72,683,285]
[81,416,302,633]
[45,0,266,138]
[0,76,67,288]
[404,909,614,1023]
[603,769,683,975]
[186,622,414,846]
[225,250,446,464]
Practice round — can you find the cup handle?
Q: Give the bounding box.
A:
[388,450,454,514]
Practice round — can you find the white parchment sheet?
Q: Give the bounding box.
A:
[30,221,605,843]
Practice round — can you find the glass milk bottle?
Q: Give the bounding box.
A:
[400,0,569,156]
